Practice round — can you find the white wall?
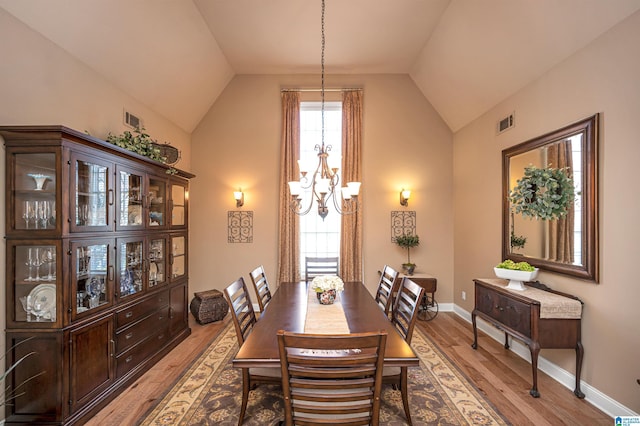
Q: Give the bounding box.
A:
[453,10,640,413]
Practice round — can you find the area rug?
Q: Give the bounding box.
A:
[138,323,509,425]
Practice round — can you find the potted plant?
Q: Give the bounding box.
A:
[394,234,420,275]
[90,127,178,175]
[510,232,527,250]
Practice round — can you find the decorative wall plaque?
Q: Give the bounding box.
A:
[391,211,416,241]
[228,211,253,243]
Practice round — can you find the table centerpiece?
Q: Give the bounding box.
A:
[311,275,344,305]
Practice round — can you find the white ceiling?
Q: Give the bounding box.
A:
[1,0,639,133]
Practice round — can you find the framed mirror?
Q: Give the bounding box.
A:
[502,114,599,282]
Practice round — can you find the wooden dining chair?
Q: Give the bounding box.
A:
[223,277,280,425]
[304,256,339,282]
[374,265,400,316]
[277,330,388,426]
[383,277,425,426]
[249,265,272,313]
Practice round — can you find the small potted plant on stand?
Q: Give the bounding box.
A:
[394,234,420,275]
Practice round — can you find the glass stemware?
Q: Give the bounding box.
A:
[24,247,35,281]
[32,247,45,281]
[22,200,32,229]
[32,301,43,321]
[44,248,55,280]
[38,201,50,229]
[27,201,37,229]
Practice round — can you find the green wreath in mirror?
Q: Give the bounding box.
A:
[509,165,575,220]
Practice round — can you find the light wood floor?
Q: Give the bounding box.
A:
[87,313,610,425]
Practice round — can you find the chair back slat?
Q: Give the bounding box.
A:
[391,277,425,345]
[305,256,339,282]
[374,265,400,316]
[249,265,272,312]
[223,277,257,346]
[278,331,387,426]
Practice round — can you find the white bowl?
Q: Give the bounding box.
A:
[493,267,539,291]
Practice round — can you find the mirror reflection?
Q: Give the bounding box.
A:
[502,114,599,281]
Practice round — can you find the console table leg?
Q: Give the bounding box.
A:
[471,311,478,349]
[574,341,585,398]
[529,342,541,398]
[504,332,510,349]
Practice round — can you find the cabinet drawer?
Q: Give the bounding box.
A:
[116,328,169,378]
[476,286,531,337]
[116,306,170,354]
[116,290,169,329]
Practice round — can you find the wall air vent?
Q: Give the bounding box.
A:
[497,112,515,134]
[123,109,143,130]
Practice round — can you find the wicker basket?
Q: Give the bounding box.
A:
[190,289,229,324]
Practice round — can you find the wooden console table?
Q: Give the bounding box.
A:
[471,278,584,398]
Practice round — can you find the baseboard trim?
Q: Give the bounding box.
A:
[451,304,637,417]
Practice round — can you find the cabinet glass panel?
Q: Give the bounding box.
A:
[148,237,166,288]
[14,244,58,322]
[171,236,186,279]
[14,153,57,231]
[76,159,108,227]
[148,177,167,227]
[171,184,186,226]
[74,242,109,315]
[118,170,143,227]
[119,240,143,297]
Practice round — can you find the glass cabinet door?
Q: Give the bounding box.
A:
[148,236,167,288]
[118,238,144,298]
[11,242,59,324]
[71,240,112,318]
[116,167,144,230]
[71,153,113,232]
[12,152,58,233]
[170,235,186,280]
[148,176,167,228]
[170,180,188,228]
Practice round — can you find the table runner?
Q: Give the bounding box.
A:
[304,285,350,334]
[482,278,582,319]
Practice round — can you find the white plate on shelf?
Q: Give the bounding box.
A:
[28,283,56,319]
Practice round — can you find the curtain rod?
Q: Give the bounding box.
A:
[281,88,363,92]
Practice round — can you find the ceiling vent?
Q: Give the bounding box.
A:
[123,109,143,130]
[497,112,515,134]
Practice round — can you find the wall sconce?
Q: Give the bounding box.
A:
[399,189,411,207]
[234,188,244,208]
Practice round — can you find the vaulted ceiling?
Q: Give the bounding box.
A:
[1,0,639,133]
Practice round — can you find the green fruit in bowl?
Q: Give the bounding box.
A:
[496,259,535,272]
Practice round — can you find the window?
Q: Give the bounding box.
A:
[570,134,582,265]
[299,101,342,275]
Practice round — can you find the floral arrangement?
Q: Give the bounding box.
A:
[509,165,575,220]
[312,275,344,293]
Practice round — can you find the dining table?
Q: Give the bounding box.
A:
[232,281,419,369]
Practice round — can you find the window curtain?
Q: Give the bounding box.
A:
[339,90,363,281]
[547,139,574,263]
[277,92,301,284]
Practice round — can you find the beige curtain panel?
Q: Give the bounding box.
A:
[277,91,301,283]
[340,90,364,281]
[547,139,574,263]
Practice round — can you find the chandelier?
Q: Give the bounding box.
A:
[288,0,361,220]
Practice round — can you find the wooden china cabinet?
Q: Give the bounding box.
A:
[1,126,193,425]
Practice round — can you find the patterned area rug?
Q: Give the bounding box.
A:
[138,323,509,425]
